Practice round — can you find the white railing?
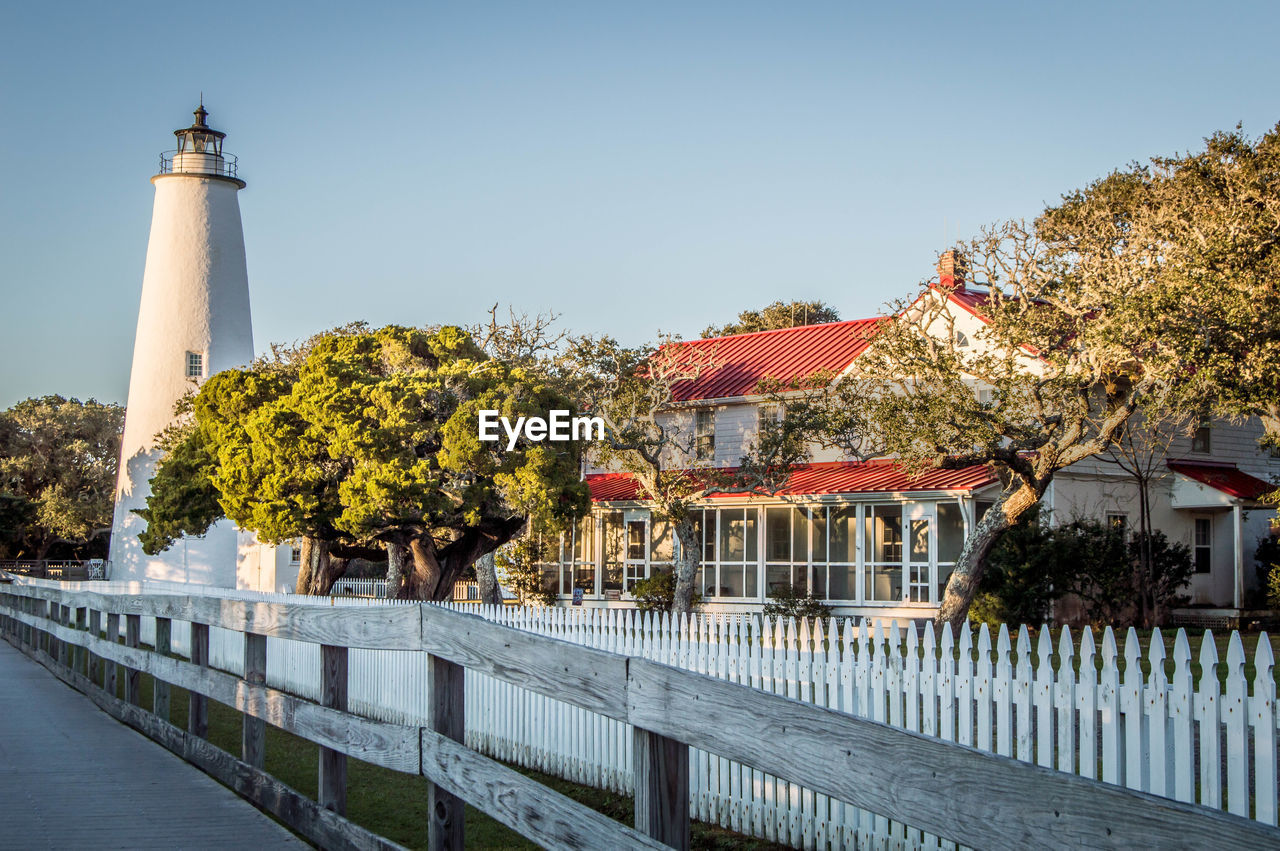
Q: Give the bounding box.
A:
[40,579,1280,848]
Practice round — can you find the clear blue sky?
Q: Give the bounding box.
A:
[2,1,1278,408]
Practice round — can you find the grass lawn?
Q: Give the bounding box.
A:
[103,669,785,850]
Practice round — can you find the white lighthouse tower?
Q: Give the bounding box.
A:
[108,104,254,586]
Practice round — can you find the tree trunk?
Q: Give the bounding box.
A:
[671,518,701,614]
[396,518,525,601]
[475,551,503,606]
[294,537,349,596]
[385,542,410,599]
[936,482,1043,630]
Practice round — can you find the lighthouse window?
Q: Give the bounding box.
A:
[185,351,204,378]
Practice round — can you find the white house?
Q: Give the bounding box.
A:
[538,254,1279,621]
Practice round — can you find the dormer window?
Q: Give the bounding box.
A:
[186,351,204,379]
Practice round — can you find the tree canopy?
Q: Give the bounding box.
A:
[701,300,841,338]
[0,396,123,560]
[139,325,589,599]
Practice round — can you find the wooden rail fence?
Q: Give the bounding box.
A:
[2,576,1278,850]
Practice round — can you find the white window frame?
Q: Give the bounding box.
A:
[1193,516,1213,574]
[694,408,715,462]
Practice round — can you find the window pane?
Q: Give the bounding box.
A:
[812,508,827,563]
[791,564,809,595]
[937,564,954,601]
[701,564,716,596]
[650,519,673,561]
[829,565,856,600]
[627,520,646,560]
[866,565,903,601]
[745,511,758,561]
[721,564,744,597]
[766,507,791,562]
[910,517,930,562]
[938,502,964,563]
[602,511,625,565]
[869,507,902,563]
[703,510,716,562]
[813,564,827,599]
[744,562,757,598]
[829,507,855,562]
[602,560,622,592]
[766,565,790,597]
[720,510,746,562]
[792,508,809,564]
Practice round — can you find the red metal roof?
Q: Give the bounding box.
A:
[586,459,997,502]
[667,319,883,402]
[1168,460,1277,501]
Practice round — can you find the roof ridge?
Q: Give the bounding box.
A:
[691,316,881,345]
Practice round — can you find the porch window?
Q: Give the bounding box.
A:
[936,502,964,601]
[1194,517,1212,573]
[765,507,808,596]
[715,507,758,598]
[694,409,715,461]
[563,515,595,594]
[865,505,903,602]
[601,512,626,594]
[826,506,857,600]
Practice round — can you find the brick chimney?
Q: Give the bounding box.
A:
[937,248,967,289]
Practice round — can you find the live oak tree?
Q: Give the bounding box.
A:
[799,227,1200,628]
[0,396,124,560]
[1043,124,1280,447]
[701,300,841,338]
[571,336,811,614]
[139,324,588,600]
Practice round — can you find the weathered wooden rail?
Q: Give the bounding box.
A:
[2,576,1278,851]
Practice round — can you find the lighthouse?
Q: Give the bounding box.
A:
[107,104,255,586]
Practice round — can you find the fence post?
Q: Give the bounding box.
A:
[75,607,87,675]
[59,601,71,665]
[243,632,267,769]
[154,617,171,719]
[189,622,209,739]
[319,644,348,814]
[105,612,120,697]
[125,614,142,705]
[633,726,691,850]
[88,609,100,684]
[427,653,465,851]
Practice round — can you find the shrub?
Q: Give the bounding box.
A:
[1256,536,1280,608]
[763,583,832,621]
[631,571,701,612]
[975,506,1074,627]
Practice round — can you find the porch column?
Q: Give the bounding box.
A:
[1233,502,1243,611]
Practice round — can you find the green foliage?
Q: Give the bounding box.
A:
[701,300,841,338]
[1256,537,1280,609]
[975,508,1193,629]
[762,583,833,621]
[494,533,556,605]
[0,396,124,559]
[973,506,1074,627]
[630,570,701,612]
[140,324,589,598]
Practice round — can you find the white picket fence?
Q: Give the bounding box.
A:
[121,583,1279,849]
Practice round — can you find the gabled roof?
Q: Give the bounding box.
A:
[668,318,883,402]
[586,459,997,502]
[1167,460,1276,502]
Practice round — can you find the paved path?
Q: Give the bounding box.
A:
[0,641,306,849]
